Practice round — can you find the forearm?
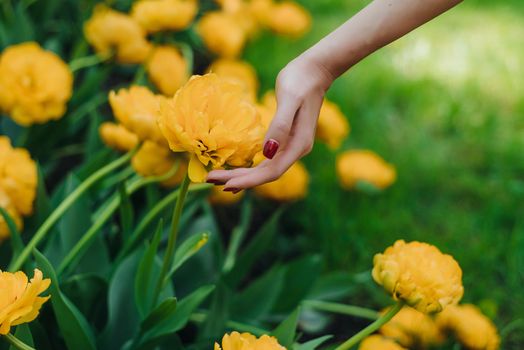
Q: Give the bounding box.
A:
[302,0,463,80]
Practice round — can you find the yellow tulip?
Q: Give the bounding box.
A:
[208,58,259,101]
[214,332,285,350]
[254,161,309,201]
[372,240,464,314]
[158,74,264,183]
[0,42,72,126]
[317,99,350,150]
[336,150,396,190]
[358,335,406,350]
[99,122,139,152]
[0,269,50,335]
[131,0,197,33]
[84,5,152,64]
[147,46,189,96]
[197,12,247,58]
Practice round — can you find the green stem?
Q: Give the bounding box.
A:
[334,302,404,350]
[69,52,111,73]
[153,173,191,304]
[8,147,138,272]
[116,183,211,263]
[302,300,379,321]
[57,162,181,276]
[3,334,35,350]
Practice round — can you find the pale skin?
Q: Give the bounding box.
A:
[207,0,463,191]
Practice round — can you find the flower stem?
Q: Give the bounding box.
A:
[153,172,191,304]
[57,162,181,276]
[8,146,138,272]
[69,52,111,73]
[4,333,35,350]
[116,183,211,263]
[302,300,379,321]
[334,301,404,350]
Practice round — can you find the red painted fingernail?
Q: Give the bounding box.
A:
[223,187,240,193]
[263,139,279,159]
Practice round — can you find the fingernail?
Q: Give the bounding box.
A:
[263,139,279,159]
[206,179,225,185]
[224,187,240,193]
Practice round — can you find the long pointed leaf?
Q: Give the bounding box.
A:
[33,249,96,350]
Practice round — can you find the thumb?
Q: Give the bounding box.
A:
[263,99,299,159]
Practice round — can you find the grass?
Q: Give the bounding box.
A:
[246,0,524,348]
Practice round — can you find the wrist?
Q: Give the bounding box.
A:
[292,51,335,92]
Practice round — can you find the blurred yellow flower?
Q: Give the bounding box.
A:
[254,161,309,201]
[0,189,22,241]
[84,5,152,64]
[0,42,73,126]
[147,46,189,96]
[208,59,259,100]
[131,0,197,33]
[265,1,311,37]
[0,269,50,335]
[99,122,139,152]
[317,100,350,150]
[197,12,247,58]
[158,74,264,182]
[109,86,167,146]
[209,186,244,205]
[249,0,273,25]
[436,304,500,350]
[214,331,285,350]
[372,240,464,314]
[131,141,187,187]
[0,136,37,217]
[358,335,406,350]
[336,150,396,190]
[380,306,444,348]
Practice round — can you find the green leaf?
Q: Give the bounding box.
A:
[274,255,323,313]
[135,220,163,319]
[99,251,142,350]
[272,308,301,349]
[170,231,209,275]
[10,324,34,350]
[118,182,134,240]
[33,164,52,227]
[294,335,333,350]
[231,265,286,322]
[139,285,215,346]
[33,249,96,350]
[307,271,356,301]
[141,297,178,334]
[0,207,24,260]
[199,282,231,340]
[224,208,284,287]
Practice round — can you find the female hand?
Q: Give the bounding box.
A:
[206,54,334,192]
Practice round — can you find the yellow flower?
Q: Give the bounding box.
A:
[380,306,444,348]
[158,74,265,183]
[249,0,273,25]
[0,136,37,217]
[197,12,247,58]
[0,189,22,241]
[264,1,311,37]
[209,186,244,205]
[0,269,50,335]
[358,335,406,350]
[99,122,139,152]
[254,161,309,201]
[436,304,500,350]
[84,5,152,64]
[147,46,189,96]
[372,240,464,314]
[131,0,197,33]
[336,150,396,190]
[214,331,285,350]
[0,42,73,126]
[109,86,167,146]
[317,100,350,150]
[208,59,259,101]
[131,141,187,187]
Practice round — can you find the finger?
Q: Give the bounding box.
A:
[206,168,252,184]
[262,98,300,160]
[225,108,315,189]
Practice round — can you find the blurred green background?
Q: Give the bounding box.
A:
[245,0,524,347]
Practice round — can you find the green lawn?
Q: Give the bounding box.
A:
[246,1,524,348]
